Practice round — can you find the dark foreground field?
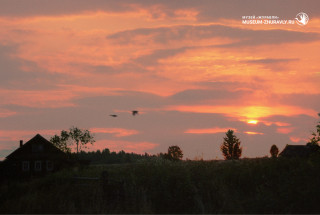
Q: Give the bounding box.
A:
[1,156,320,214]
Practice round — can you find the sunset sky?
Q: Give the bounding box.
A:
[0,0,319,160]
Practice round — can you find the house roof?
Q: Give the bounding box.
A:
[279,145,312,158]
[6,134,66,160]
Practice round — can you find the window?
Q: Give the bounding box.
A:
[34,160,42,171]
[46,160,54,171]
[22,161,30,171]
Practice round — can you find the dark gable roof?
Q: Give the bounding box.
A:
[279,145,312,158]
[6,134,66,160]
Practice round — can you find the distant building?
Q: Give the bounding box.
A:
[279,145,318,158]
[0,134,68,178]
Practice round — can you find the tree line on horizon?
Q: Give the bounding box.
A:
[50,113,320,162]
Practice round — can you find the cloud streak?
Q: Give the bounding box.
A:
[185,127,237,134]
[91,127,139,137]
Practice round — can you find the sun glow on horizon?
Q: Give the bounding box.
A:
[247,120,258,125]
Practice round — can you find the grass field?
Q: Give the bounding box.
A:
[1,156,320,213]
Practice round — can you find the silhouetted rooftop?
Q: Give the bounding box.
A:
[6,134,66,160]
[279,145,312,158]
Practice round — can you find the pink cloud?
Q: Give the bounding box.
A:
[290,136,302,143]
[263,121,291,126]
[0,88,76,108]
[90,127,139,137]
[289,136,308,143]
[274,122,291,127]
[0,129,58,142]
[185,127,237,134]
[277,127,295,134]
[0,108,16,118]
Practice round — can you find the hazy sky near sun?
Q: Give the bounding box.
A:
[0,0,320,160]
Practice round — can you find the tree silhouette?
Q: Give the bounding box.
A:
[307,113,320,147]
[167,145,183,161]
[270,144,279,158]
[51,126,95,153]
[220,129,242,160]
[50,130,71,153]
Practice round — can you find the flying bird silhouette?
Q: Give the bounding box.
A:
[132,110,139,116]
[109,114,118,117]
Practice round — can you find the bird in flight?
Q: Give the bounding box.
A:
[132,110,139,116]
[109,114,118,117]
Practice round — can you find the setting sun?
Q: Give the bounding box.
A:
[247,120,258,125]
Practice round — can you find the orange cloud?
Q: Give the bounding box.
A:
[1,11,319,109]
[0,88,76,108]
[244,131,264,135]
[0,3,319,160]
[289,136,302,143]
[156,40,320,96]
[0,85,122,109]
[90,127,139,137]
[274,122,291,127]
[0,9,201,72]
[221,18,320,34]
[277,127,295,134]
[261,121,291,127]
[185,127,237,134]
[166,105,318,121]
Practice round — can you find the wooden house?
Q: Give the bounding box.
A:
[1,134,68,178]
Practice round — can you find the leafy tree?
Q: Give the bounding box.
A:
[220,129,242,160]
[50,130,71,153]
[270,144,279,158]
[50,126,95,153]
[69,127,95,153]
[167,145,183,161]
[307,113,320,147]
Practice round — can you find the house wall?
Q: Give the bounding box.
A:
[1,158,66,178]
[1,135,68,179]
